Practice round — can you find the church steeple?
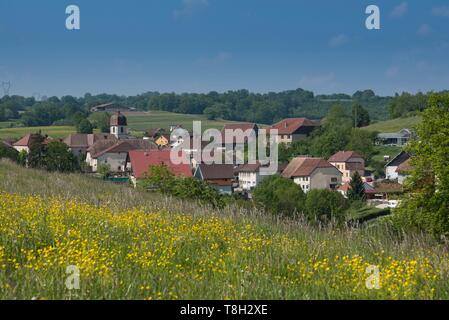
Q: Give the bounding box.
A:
[110,111,128,139]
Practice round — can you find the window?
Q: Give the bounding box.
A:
[121,127,124,133]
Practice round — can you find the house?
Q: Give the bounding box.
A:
[236,161,287,192]
[377,129,412,146]
[12,134,45,153]
[396,158,413,185]
[385,151,410,180]
[155,135,170,148]
[90,102,135,113]
[268,118,319,144]
[128,150,192,186]
[86,139,156,173]
[282,157,342,193]
[194,164,235,194]
[338,182,377,199]
[328,151,365,183]
[63,133,117,157]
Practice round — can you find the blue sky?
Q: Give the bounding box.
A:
[0,0,448,97]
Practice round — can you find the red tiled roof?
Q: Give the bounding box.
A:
[268,118,319,135]
[13,134,36,147]
[237,161,287,174]
[329,151,364,162]
[338,182,377,194]
[1,140,14,149]
[129,150,192,179]
[282,157,338,178]
[222,123,259,144]
[89,139,157,159]
[196,164,235,180]
[223,123,258,132]
[64,133,116,148]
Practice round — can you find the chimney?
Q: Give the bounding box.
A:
[284,122,288,128]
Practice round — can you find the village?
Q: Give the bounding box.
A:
[1,109,412,209]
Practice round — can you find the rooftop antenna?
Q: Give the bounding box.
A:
[2,81,11,96]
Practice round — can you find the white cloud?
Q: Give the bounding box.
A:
[391,2,408,18]
[431,6,449,17]
[385,66,400,78]
[328,34,349,48]
[173,0,209,18]
[417,24,432,36]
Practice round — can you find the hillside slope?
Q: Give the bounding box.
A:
[363,116,422,132]
[0,160,447,300]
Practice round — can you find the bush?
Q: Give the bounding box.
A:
[253,176,306,217]
[76,119,94,134]
[0,143,18,162]
[141,165,224,208]
[305,189,349,223]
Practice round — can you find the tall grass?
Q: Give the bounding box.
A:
[0,159,448,300]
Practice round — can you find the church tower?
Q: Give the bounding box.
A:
[110,111,128,139]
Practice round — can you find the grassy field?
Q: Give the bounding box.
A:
[124,110,240,132]
[372,146,403,163]
[0,159,448,300]
[363,116,422,133]
[0,111,240,140]
[0,126,77,140]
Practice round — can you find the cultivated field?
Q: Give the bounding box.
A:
[125,111,241,132]
[363,116,422,133]
[0,159,447,300]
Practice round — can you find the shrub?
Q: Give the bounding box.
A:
[305,189,349,223]
[253,176,306,217]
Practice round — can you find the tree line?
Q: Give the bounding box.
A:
[1,89,389,127]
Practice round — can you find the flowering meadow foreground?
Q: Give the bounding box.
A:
[0,160,448,300]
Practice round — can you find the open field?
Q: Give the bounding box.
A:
[122,110,240,132]
[0,126,77,140]
[372,146,403,163]
[0,159,448,300]
[363,116,422,133]
[0,111,241,140]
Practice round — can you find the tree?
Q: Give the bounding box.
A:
[45,141,79,172]
[309,105,353,158]
[253,176,306,217]
[0,143,18,162]
[76,119,94,134]
[97,164,111,179]
[305,189,349,223]
[89,112,111,133]
[346,128,376,160]
[27,134,47,169]
[393,93,449,236]
[347,171,366,202]
[351,104,370,127]
[141,164,176,193]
